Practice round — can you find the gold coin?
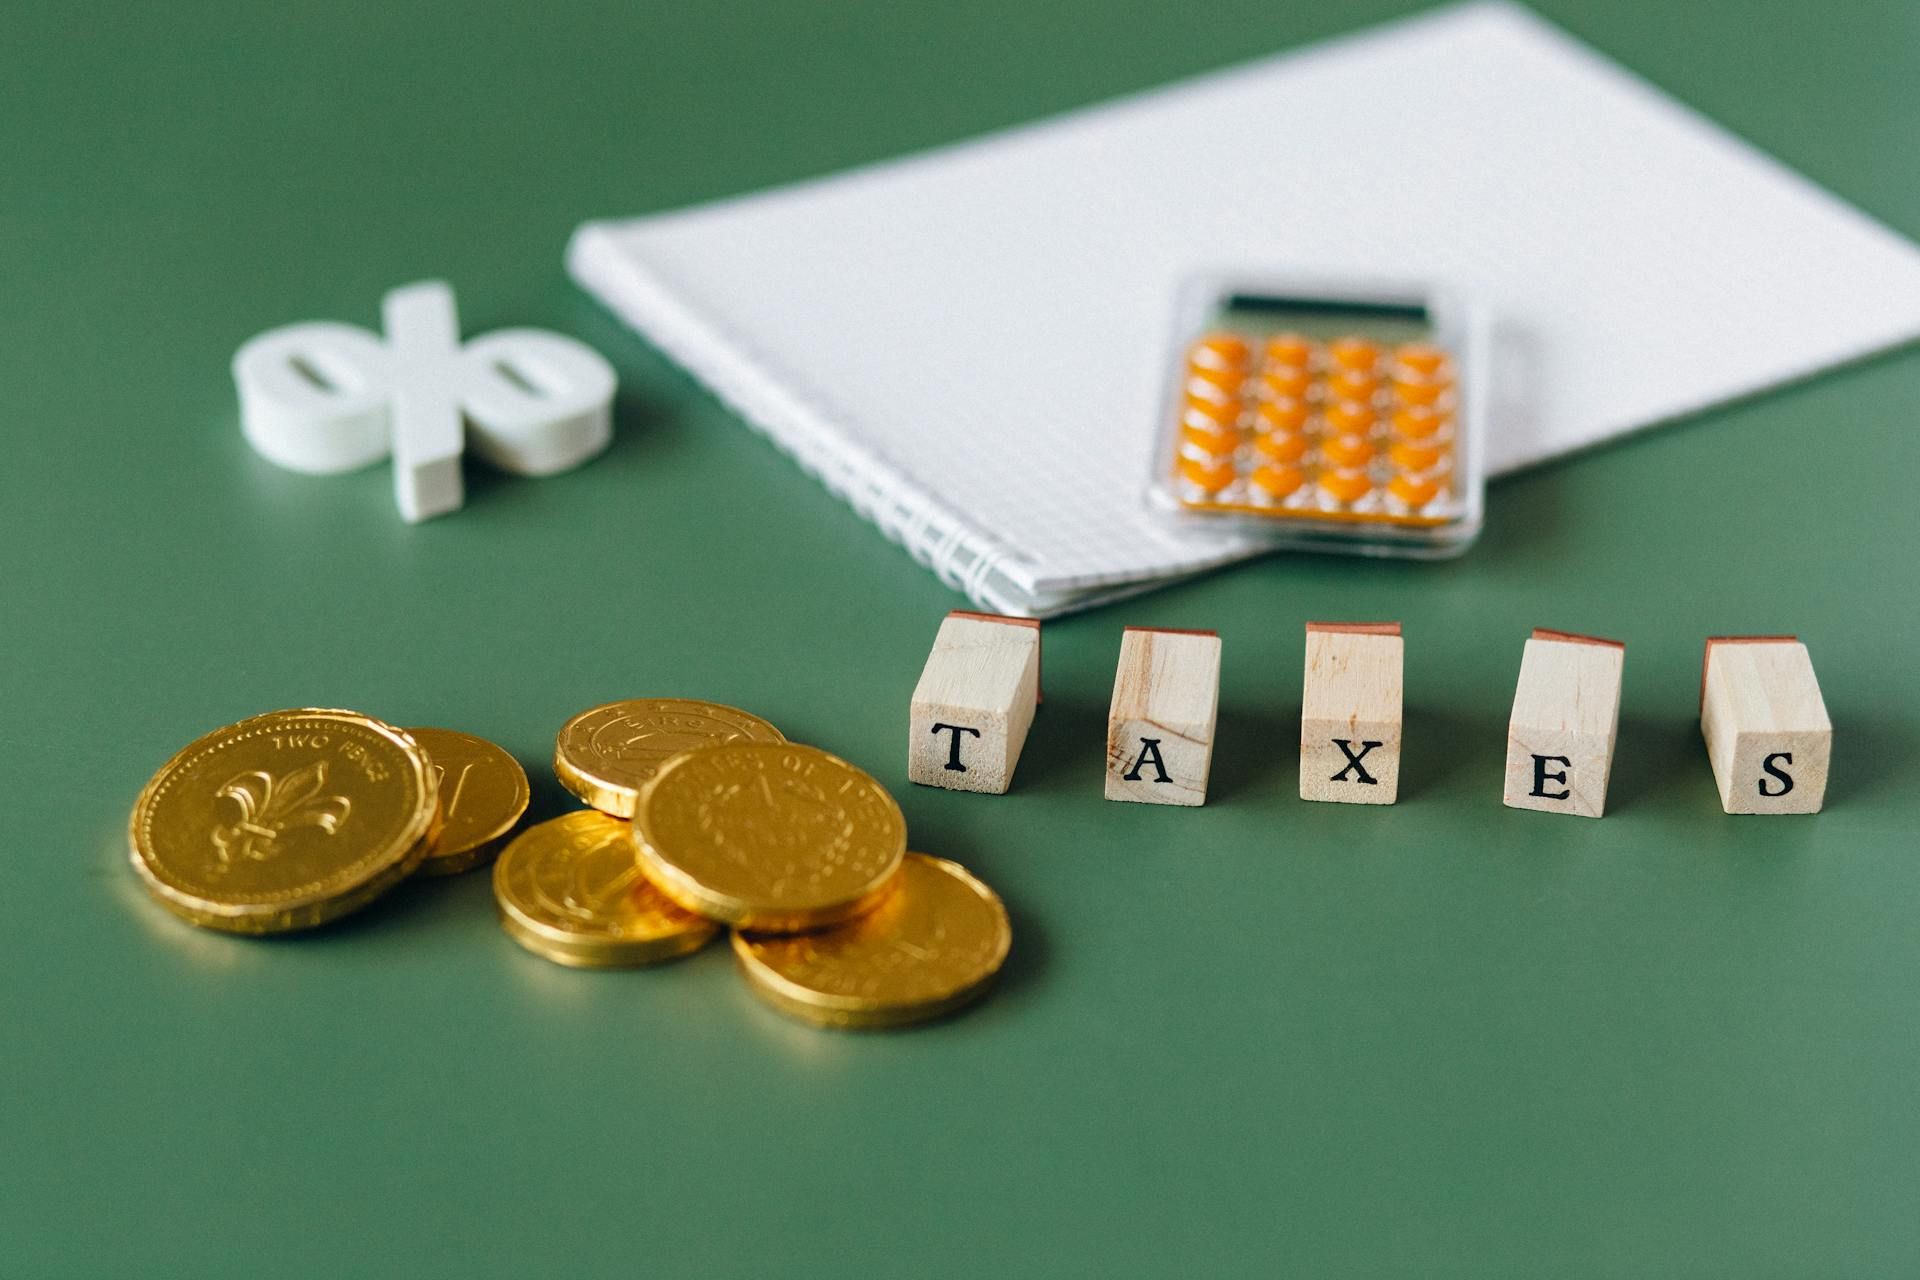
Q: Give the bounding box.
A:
[632,742,906,931]
[129,708,439,934]
[553,698,785,817]
[493,811,718,967]
[409,727,530,876]
[732,854,1011,1029]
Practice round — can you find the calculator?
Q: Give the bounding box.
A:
[1147,277,1489,557]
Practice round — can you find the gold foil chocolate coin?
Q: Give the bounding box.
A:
[732,854,1011,1029]
[128,708,439,934]
[632,742,906,932]
[553,698,785,817]
[409,727,529,876]
[493,811,718,967]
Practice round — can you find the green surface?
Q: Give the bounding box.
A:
[4,1,1918,1275]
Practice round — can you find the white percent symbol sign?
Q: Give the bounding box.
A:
[233,280,616,521]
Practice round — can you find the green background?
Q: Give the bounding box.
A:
[5,1,1917,1275]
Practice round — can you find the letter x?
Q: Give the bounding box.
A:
[1330,739,1382,785]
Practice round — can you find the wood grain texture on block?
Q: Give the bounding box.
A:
[1502,628,1624,818]
[908,611,1041,794]
[1701,636,1831,814]
[1299,622,1404,804]
[1105,627,1221,806]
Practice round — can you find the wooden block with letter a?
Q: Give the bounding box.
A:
[908,611,1041,794]
[1104,627,1221,806]
[1700,635,1831,814]
[1299,622,1404,804]
[1502,628,1625,818]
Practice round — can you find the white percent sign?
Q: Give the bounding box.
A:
[233,280,616,522]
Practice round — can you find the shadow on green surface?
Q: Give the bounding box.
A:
[1399,704,1505,802]
[1212,696,1294,803]
[1014,691,1107,795]
[1606,713,1704,816]
[1821,713,1915,809]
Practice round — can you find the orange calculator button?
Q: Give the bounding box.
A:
[1393,377,1453,409]
[1177,455,1238,493]
[1190,332,1251,371]
[1325,369,1379,403]
[1323,399,1378,436]
[1183,396,1240,430]
[1388,474,1443,507]
[1187,363,1243,398]
[1181,421,1240,455]
[1321,433,1375,469]
[1317,468,1373,503]
[1255,398,1310,433]
[1262,332,1316,369]
[1254,430,1308,464]
[1250,464,1305,500]
[1327,336,1380,373]
[1390,406,1451,439]
[1388,439,1448,472]
[1258,367,1313,400]
[1392,343,1451,378]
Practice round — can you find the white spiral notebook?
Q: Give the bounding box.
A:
[568,1,1920,616]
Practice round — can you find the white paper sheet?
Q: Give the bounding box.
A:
[570,1,1920,616]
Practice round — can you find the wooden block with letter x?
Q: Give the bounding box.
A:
[1503,628,1625,818]
[1299,622,1404,804]
[1701,635,1831,814]
[1105,627,1221,806]
[907,611,1041,794]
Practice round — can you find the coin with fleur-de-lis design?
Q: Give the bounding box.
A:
[129,708,439,933]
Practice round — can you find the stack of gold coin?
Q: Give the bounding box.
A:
[503,697,1013,1030]
[129,708,529,934]
[132,697,1012,1030]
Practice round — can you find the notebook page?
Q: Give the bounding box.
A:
[570,1,1920,606]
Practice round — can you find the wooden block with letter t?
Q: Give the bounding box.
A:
[1299,622,1404,804]
[1701,635,1831,814]
[907,611,1041,794]
[1502,628,1625,818]
[1104,627,1221,806]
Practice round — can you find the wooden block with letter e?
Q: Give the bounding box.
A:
[1105,627,1221,806]
[1502,628,1625,817]
[1700,635,1831,814]
[907,611,1041,794]
[1299,622,1404,804]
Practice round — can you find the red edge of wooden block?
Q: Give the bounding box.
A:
[1123,626,1220,638]
[1305,621,1402,636]
[1699,634,1800,711]
[1530,627,1625,649]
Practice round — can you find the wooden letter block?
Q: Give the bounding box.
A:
[1299,622,1404,805]
[908,611,1041,794]
[1502,628,1625,818]
[1105,627,1221,806]
[1701,636,1831,814]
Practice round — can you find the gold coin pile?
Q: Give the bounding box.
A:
[128,699,1010,1029]
[128,708,528,934]
[512,697,1012,1028]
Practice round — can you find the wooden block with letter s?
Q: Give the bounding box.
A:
[1105,627,1221,806]
[907,611,1041,794]
[1502,628,1625,818]
[1700,635,1831,814]
[1299,622,1404,804]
